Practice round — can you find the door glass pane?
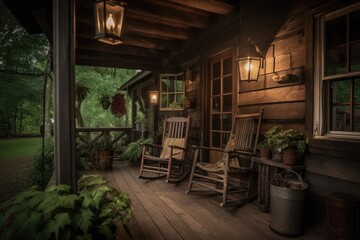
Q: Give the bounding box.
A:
[354,105,360,132]
[212,132,220,148]
[350,43,360,72]
[223,76,232,93]
[222,114,232,131]
[355,78,360,103]
[212,97,220,112]
[212,79,220,95]
[223,57,232,75]
[332,80,350,103]
[212,61,220,78]
[212,115,220,130]
[350,10,360,42]
[332,106,350,131]
[222,132,231,148]
[223,95,232,112]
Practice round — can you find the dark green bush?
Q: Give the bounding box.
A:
[31,140,54,188]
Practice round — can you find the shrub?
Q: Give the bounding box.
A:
[0,174,132,240]
[31,140,54,188]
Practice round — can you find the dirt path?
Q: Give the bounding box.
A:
[0,156,34,203]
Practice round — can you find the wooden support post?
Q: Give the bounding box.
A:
[53,0,77,190]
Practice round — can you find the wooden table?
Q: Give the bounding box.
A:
[252,157,305,212]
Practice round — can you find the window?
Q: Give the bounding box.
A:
[314,3,360,139]
[160,73,184,110]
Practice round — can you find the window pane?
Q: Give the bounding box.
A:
[325,16,347,76]
[212,97,220,112]
[212,115,220,130]
[325,47,347,75]
[223,76,232,94]
[354,105,360,132]
[350,43,360,72]
[223,95,232,112]
[169,94,175,105]
[176,81,183,92]
[176,93,182,102]
[332,80,350,103]
[355,78,360,103]
[223,57,232,75]
[212,132,220,148]
[169,81,175,92]
[212,61,220,78]
[162,79,169,91]
[222,114,232,131]
[350,10,360,42]
[212,79,220,95]
[161,94,167,108]
[332,106,350,131]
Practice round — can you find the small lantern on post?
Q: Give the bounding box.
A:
[236,38,263,82]
[148,90,159,105]
[94,0,126,45]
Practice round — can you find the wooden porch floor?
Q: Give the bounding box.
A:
[105,161,326,240]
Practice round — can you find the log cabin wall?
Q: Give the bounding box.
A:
[177,0,360,209]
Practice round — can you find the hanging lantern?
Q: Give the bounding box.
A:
[94,0,126,45]
[236,38,263,82]
[148,90,159,105]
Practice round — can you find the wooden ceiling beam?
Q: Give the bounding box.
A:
[76,39,168,59]
[166,0,234,15]
[76,23,182,51]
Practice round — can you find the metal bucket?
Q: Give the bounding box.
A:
[270,170,309,236]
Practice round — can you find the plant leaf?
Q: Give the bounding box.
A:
[46,213,71,240]
[73,208,94,234]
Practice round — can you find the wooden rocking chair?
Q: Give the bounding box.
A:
[186,109,263,206]
[139,116,190,183]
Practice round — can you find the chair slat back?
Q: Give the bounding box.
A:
[232,109,264,155]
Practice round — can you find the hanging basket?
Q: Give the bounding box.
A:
[110,93,126,118]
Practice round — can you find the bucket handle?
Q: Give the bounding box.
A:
[274,170,304,190]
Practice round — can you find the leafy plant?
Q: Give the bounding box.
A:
[99,95,111,110]
[0,174,132,240]
[272,129,307,154]
[257,125,282,149]
[122,138,152,163]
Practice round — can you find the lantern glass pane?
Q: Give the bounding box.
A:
[105,3,124,37]
[238,59,250,81]
[249,59,261,81]
[95,1,105,35]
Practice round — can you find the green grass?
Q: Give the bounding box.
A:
[0,137,42,163]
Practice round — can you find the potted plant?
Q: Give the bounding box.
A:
[97,135,115,170]
[258,125,282,161]
[181,95,193,109]
[272,129,307,166]
[0,174,132,240]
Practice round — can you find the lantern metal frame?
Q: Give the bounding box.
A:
[236,38,264,82]
[94,0,126,45]
[148,90,159,105]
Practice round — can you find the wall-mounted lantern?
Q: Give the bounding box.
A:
[94,0,126,45]
[148,90,159,105]
[236,38,263,82]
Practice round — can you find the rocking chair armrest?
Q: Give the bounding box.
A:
[142,143,163,149]
[169,145,186,151]
[191,145,230,153]
[228,150,254,158]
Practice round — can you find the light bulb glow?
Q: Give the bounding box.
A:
[106,13,115,32]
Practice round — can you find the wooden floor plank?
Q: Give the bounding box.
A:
[107,161,325,240]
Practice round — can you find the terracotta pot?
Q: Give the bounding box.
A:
[282,149,301,166]
[183,100,192,109]
[260,148,272,160]
[100,150,113,170]
[271,150,282,162]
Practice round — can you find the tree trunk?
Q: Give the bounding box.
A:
[44,49,53,141]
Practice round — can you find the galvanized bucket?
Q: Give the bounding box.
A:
[270,170,309,236]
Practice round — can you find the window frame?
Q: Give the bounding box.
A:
[313,2,360,141]
[159,73,185,111]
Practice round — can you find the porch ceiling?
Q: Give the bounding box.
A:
[4,0,239,71]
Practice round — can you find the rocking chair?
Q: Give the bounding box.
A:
[186,109,263,206]
[139,116,190,183]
